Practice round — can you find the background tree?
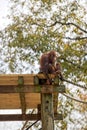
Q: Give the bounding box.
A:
[0,0,87,129]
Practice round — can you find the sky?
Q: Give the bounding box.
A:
[0,0,10,29]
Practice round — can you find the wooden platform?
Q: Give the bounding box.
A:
[0,74,65,121]
[0,74,39,109]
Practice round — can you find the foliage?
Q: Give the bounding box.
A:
[0,0,87,130]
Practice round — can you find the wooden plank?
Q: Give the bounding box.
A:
[0,113,62,121]
[0,74,33,86]
[0,94,20,109]
[53,77,59,114]
[26,93,40,108]
[0,93,40,109]
[0,74,34,86]
[53,93,59,114]
[0,114,41,121]
[54,113,63,120]
[0,74,55,86]
[0,85,65,93]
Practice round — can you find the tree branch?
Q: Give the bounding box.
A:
[62,93,87,104]
[48,21,87,33]
[63,36,87,40]
[21,109,35,130]
[63,78,87,89]
[25,120,39,130]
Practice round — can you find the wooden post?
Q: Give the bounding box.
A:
[41,92,54,130]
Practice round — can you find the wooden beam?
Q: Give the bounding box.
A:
[0,74,54,86]
[53,92,59,114]
[18,76,26,115]
[53,77,59,114]
[0,114,40,121]
[0,113,62,121]
[54,113,63,120]
[0,85,65,93]
[41,93,54,130]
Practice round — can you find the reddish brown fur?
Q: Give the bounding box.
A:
[40,50,56,74]
[40,50,63,80]
[55,63,63,80]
